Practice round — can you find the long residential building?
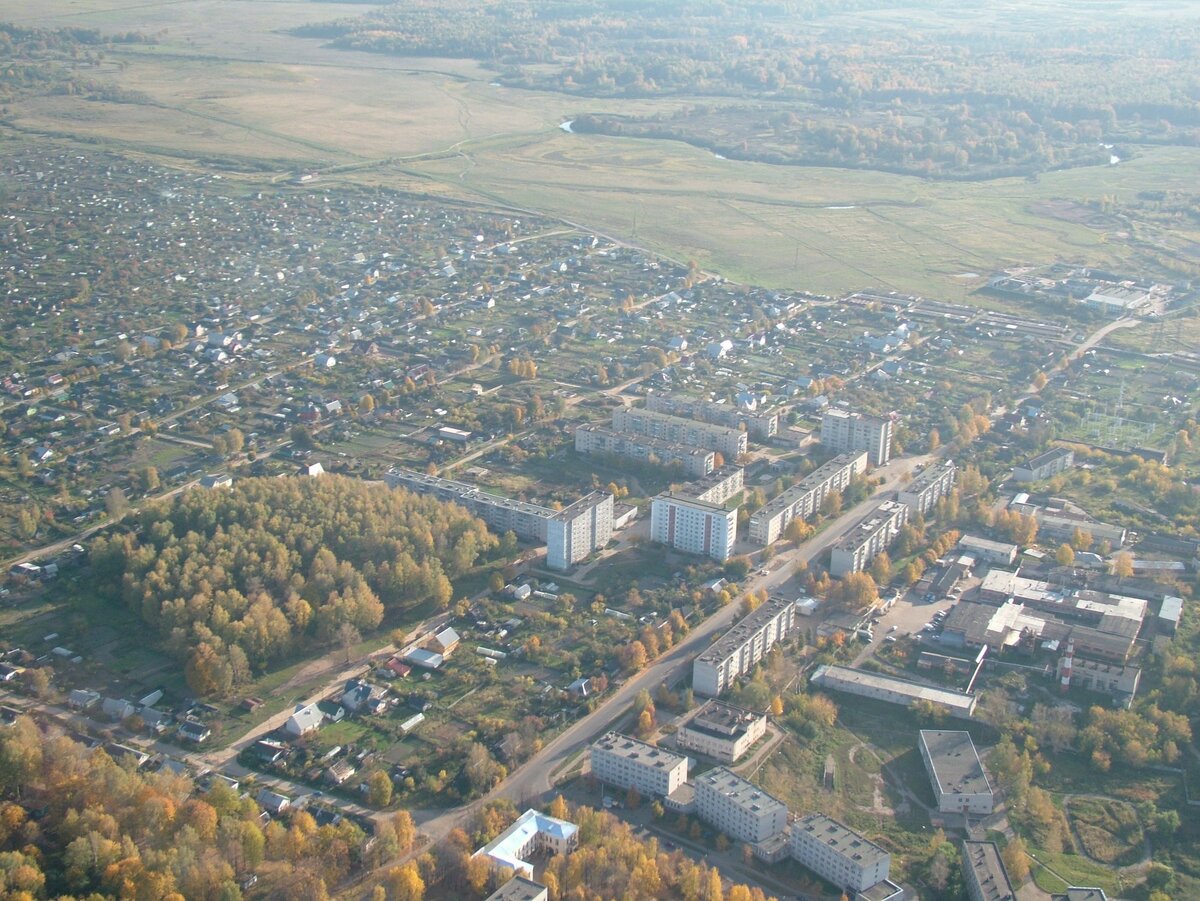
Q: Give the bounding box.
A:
[898,459,957,516]
[1014,446,1074,483]
[612,407,748,459]
[694,767,788,845]
[676,700,768,764]
[673,465,745,506]
[650,494,737,561]
[589,732,689,798]
[646,393,779,438]
[574,425,715,478]
[820,408,894,466]
[693,595,798,697]
[789,814,892,895]
[962,841,1016,901]
[919,730,994,815]
[829,500,910,577]
[750,452,868,546]
[386,469,612,570]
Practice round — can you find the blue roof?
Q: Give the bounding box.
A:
[474,809,577,875]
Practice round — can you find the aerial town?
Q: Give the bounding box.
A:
[1,4,1200,901]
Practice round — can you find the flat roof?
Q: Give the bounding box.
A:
[961,841,1015,901]
[592,732,686,770]
[812,665,976,714]
[920,730,992,797]
[683,699,764,741]
[696,767,787,818]
[673,466,744,501]
[698,595,794,664]
[577,425,713,458]
[486,876,548,901]
[793,813,889,868]
[903,459,956,493]
[831,500,906,552]
[958,535,1018,555]
[753,452,866,520]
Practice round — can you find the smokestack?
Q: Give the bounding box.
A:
[1059,639,1074,694]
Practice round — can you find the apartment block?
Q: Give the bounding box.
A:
[898,459,957,516]
[676,700,767,764]
[750,452,868,545]
[589,732,689,798]
[646,393,779,439]
[693,595,798,697]
[789,814,891,895]
[694,767,788,845]
[613,407,748,459]
[386,469,612,571]
[1014,446,1074,483]
[962,841,1015,901]
[820,408,894,466]
[673,465,745,506]
[650,494,737,561]
[919,730,994,816]
[829,500,909,577]
[574,425,715,478]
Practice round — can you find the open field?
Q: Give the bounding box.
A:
[4,0,1200,299]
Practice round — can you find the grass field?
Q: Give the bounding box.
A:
[5,0,1200,301]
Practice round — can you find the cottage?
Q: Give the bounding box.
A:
[284,702,326,737]
[178,720,212,743]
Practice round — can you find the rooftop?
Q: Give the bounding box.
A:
[920,730,992,797]
[753,452,867,519]
[474,809,578,874]
[831,500,907,552]
[962,841,1015,901]
[903,459,957,494]
[698,595,795,664]
[592,732,686,770]
[696,767,787,817]
[485,876,548,901]
[812,665,977,715]
[793,813,889,868]
[683,699,765,741]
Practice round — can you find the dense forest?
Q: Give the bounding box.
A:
[90,476,500,694]
[0,717,385,900]
[0,24,155,107]
[293,0,1200,178]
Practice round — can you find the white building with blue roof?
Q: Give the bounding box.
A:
[473,809,579,878]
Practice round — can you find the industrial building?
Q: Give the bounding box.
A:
[957,535,1019,566]
[1056,645,1141,708]
[919,730,994,815]
[820,408,894,466]
[574,425,715,478]
[1007,495,1126,548]
[1013,447,1075,483]
[694,767,788,845]
[811,664,977,718]
[897,460,957,516]
[962,840,1016,901]
[789,814,892,895]
[386,468,612,571]
[646,393,779,438]
[589,732,689,798]
[612,406,748,459]
[749,452,868,545]
[693,596,798,697]
[829,500,909,577]
[675,700,768,763]
[650,494,738,561]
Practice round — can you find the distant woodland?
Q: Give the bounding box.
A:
[91,476,499,694]
[294,0,1200,178]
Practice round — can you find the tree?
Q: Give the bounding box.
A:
[383,862,424,901]
[488,572,505,593]
[392,810,416,853]
[185,642,232,697]
[1109,551,1133,581]
[1055,543,1075,567]
[139,466,160,492]
[769,696,784,716]
[1002,836,1030,883]
[105,487,129,521]
[336,621,361,664]
[366,771,393,808]
[464,743,505,794]
[359,394,376,415]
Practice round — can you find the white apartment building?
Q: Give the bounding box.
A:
[589,732,689,798]
[694,767,788,845]
[693,595,798,697]
[673,465,745,506]
[1014,446,1075,483]
[750,452,868,545]
[897,459,957,516]
[676,700,767,764]
[385,469,612,570]
[789,814,891,894]
[962,841,1015,901]
[919,730,994,815]
[646,393,779,438]
[612,407,748,459]
[650,494,737,561]
[820,408,894,466]
[574,425,716,478]
[829,500,909,577]
[472,809,578,879]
